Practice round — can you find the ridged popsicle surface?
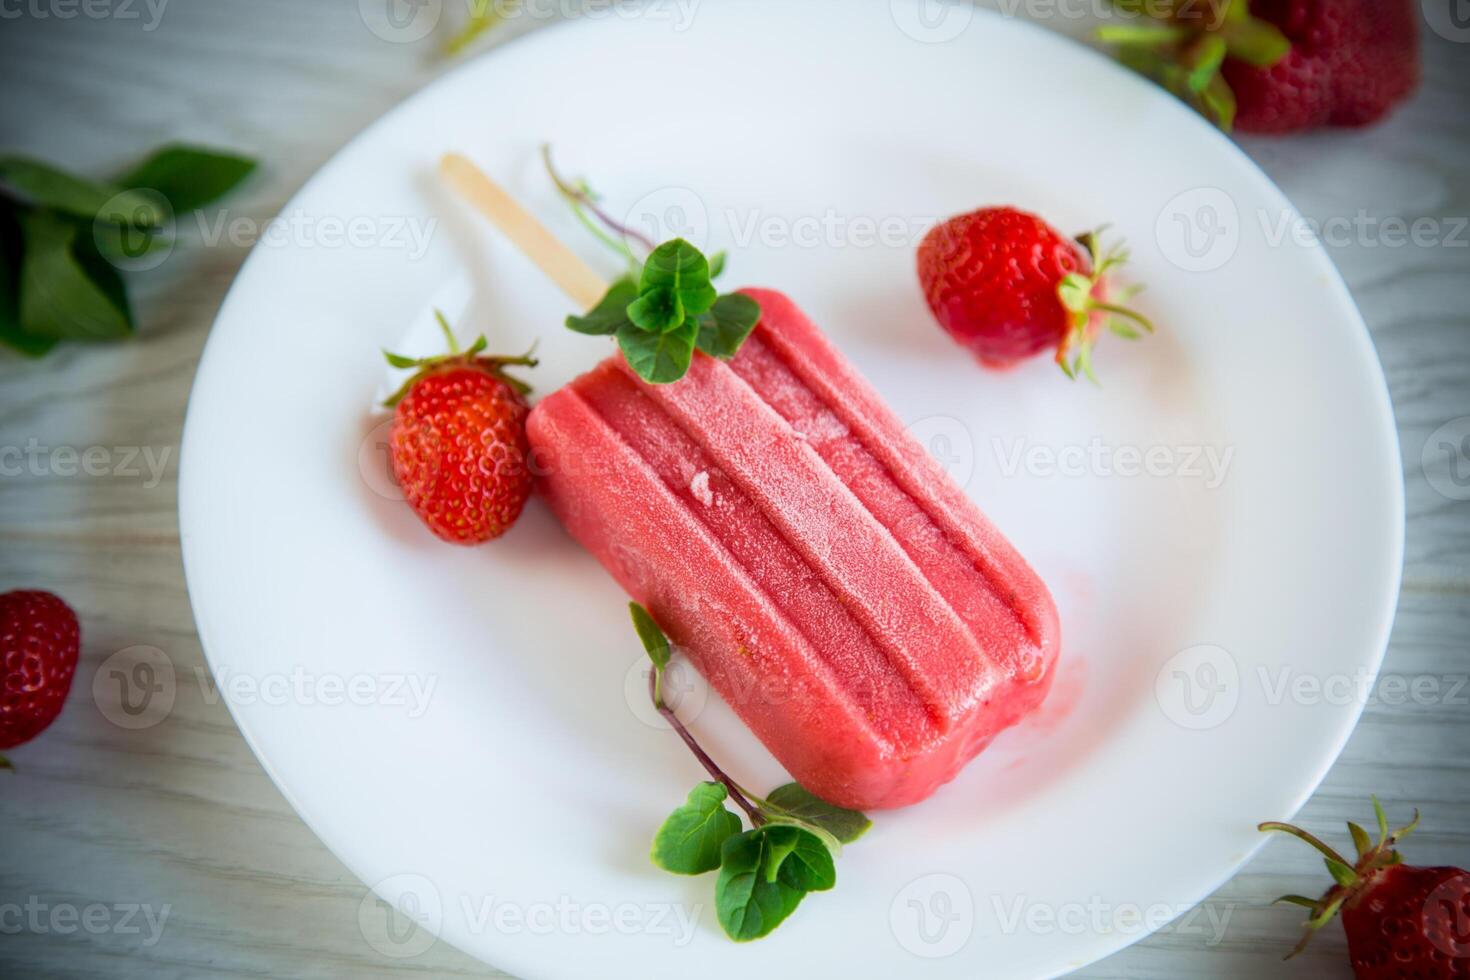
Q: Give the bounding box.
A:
[526,288,1059,809]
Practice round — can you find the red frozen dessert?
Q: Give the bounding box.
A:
[527,289,1059,810]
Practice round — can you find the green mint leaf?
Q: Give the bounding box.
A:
[627,285,685,334]
[651,782,742,875]
[695,293,760,360]
[566,278,637,336]
[760,783,871,845]
[639,238,717,320]
[116,144,256,213]
[628,602,671,671]
[715,825,835,941]
[707,250,726,279]
[0,202,53,357]
[0,156,161,226]
[617,317,696,384]
[17,209,132,341]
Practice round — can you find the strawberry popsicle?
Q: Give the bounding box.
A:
[527,289,1059,810]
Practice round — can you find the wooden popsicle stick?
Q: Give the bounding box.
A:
[439,152,610,311]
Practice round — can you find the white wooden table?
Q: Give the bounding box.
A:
[1,3,1466,977]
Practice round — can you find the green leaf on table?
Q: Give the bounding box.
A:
[17,208,132,341]
[566,278,637,336]
[116,144,256,214]
[707,250,726,279]
[0,202,54,357]
[628,238,716,332]
[617,316,696,385]
[0,156,162,226]
[651,782,743,875]
[760,783,872,845]
[715,824,835,941]
[695,293,760,360]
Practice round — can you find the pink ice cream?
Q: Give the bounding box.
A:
[526,289,1059,810]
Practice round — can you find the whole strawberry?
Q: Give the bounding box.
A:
[1,590,80,764]
[1261,798,1470,976]
[1099,0,1419,133]
[1225,0,1419,132]
[917,207,1151,381]
[383,312,536,545]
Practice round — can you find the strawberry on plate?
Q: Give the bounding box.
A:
[383,312,537,545]
[917,206,1151,381]
[1,589,80,767]
[1261,798,1470,976]
[1099,0,1419,133]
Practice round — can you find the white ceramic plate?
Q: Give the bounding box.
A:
[179,3,1403,977]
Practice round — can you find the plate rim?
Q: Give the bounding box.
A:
[179,5,1407,976]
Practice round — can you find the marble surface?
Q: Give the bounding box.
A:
[1,2,1466,977]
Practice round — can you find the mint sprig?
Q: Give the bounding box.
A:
[0,144,255,358]
[565,238,760,385]
[544,149,761,385]
[628,602,868,941]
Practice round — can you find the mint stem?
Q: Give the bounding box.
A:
[542,144,656,255]
[648,668,765,827]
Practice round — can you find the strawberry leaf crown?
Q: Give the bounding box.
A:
[1096,0,1291,130]
[1259,797,1422,958]
[1055,229,1153,383]
[382,310,537,408]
